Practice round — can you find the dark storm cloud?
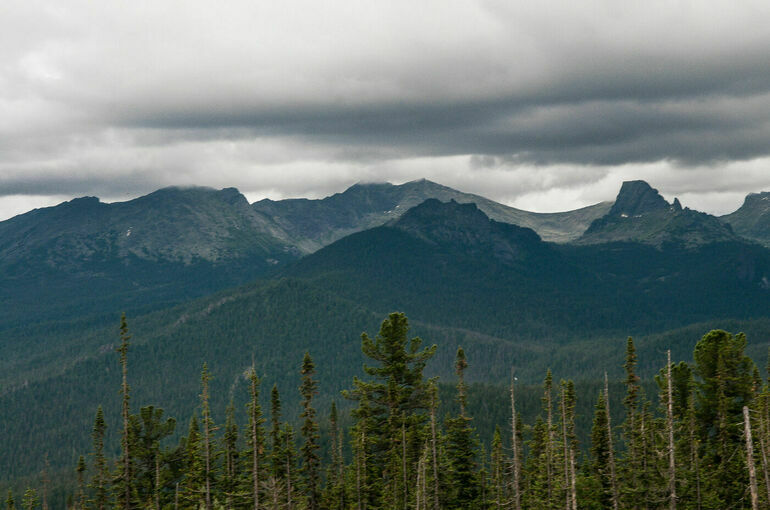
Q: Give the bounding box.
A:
[115,55,770,166]
[3,0,770,219]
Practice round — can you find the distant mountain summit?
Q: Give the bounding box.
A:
[0,186,298,324]
[608,180,671,216]
[721,192,770,247]
[392,198,542,262]
[253,179,610,251]
[579,180,736,247]
[0,186,295,268]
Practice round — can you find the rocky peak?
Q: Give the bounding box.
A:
[394,199,491,233]
[393,199,541,254]
[739,192,770,212]
[609,180,670,217]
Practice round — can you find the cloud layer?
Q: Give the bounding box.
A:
[2,0,770,219]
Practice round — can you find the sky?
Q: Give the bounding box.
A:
[2,0,770,220]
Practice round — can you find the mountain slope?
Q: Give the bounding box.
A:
[0,186,299,326]
[253,179,611,251]
[578,180,738,247]
[287,198,770,338]
[721,191,770,247]
[5,196,770,485]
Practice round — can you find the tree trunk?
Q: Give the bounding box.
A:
[569,448,578,510]
[760,395,770,508]
[745,406,759,510]
[402,420,408,510]
[666,351,677,510]
[356,431,362,510]
[511,372,522,510]
[202,367,213,510]
[430,387,440,510]
[155,453,160,510]
[604,373,619,510]
[561,388,571,510]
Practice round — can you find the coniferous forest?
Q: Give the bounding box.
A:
[8,312,770,510]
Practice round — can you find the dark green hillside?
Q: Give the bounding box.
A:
[8,186,770,496]
[287,198,770,339]
[0,186,299,327]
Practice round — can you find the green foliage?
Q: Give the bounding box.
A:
[299,352,320,510]
[12,309,770,510]
[693,330,756,508]
[345,312,436,509]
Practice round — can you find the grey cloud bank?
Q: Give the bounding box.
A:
[2,0,770,220]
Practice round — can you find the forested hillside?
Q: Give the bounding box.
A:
[5,313,770,510]
[6,180,770,508]
[6,192,770,491]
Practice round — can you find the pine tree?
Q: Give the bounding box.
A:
[246,369,265,510]
[199,364,215,510]
[444,347,479,509]
[490,426,504,510]
[694,330,756,508]
[542,370,556,508]
[563,381,578,510]
[270,384,283,482]
[180,416,204,508]
[324,401,346,510]
[282,423,298,510]
[6,490,16,510]
[344,313,436,509]
[115,313,133,510]
[132,406,176,509]
[221,402,239,510]
[89,406,109,510]
[621,337,643,509]
[590,390,613,509]
[76,455,86,510]
[510,370,522,510]
[21,489,38,510]
[299,352,321,510]
[428,381,440,510]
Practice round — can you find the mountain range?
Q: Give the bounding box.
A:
[5,177,770,484]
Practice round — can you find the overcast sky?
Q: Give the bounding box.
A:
[2,0,770,220]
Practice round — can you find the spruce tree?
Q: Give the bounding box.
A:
[490,426,504,510]
[133,406,175,509]
[270,384,283,482]
[590,390,613,509]
[180,416,204,508]
[344,312,436,509]
[281,423,298,510]
[199,364,215,510]
[6,490,15,510]
[89,406,109,510]
[444,347,479,509]
[21,489,37,510]
[299,352,320,510]
[510,370,522,510]
[76,455,86,510]
[221,402,239,510]
[621,337,643,509]
[324,401,345,510]
[245,369,265,510]
[115,313,132,510]
[694,330,756,508]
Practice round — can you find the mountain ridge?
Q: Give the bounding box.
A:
[578,180,738,247]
